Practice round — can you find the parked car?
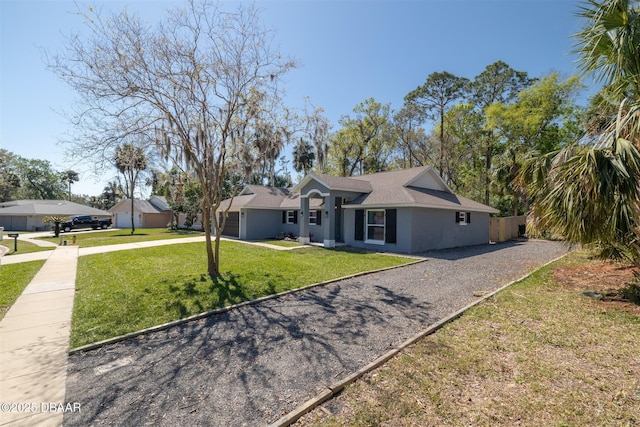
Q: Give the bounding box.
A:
[61,215,112,232]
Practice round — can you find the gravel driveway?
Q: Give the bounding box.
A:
[63,239,568,426]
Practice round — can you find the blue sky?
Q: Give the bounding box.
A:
[1,0,591,196]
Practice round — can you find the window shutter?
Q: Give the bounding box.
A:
[455,212,460,223]
[282,211,286,224]
[355,209,364,241]
[466,212,471,224]
[316,210,322,225]
[293,210,298,224]
[385,209,397,244]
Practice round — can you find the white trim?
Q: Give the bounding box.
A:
[309,210,319,225]
[364,239,385,245]
[300,190,330,198]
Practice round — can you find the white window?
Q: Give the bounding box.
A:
[286,210,296,224]
[366,209,385,244]
[309,210,318,225]
[456,211,470,225]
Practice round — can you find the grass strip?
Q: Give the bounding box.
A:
[255,239,304,248]
[303,251,640,426]
[1,240,55,255]
[0,260,46,319]
[71,241,415,347]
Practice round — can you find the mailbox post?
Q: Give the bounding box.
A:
[7,233,19,252]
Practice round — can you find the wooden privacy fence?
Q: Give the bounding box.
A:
[489,216,526,243]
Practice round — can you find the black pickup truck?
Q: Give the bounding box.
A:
[61,215,112,232]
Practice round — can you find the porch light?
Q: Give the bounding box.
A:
[325,210,329,217]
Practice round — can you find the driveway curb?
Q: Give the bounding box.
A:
[69,258,426,354]
[267,251,571,427]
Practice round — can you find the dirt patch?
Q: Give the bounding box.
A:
[553,259,640,315]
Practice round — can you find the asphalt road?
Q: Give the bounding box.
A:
[63,239,568,426]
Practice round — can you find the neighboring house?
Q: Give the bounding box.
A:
[109,196,171,229]
[218,166,499,253]
[0,200,111,231]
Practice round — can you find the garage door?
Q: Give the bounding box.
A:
[0,216,27,231]
[218,212,239,237]
[115,212,142,228]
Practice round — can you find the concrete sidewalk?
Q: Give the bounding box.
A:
[0,245,78,426]
[0,251,54,266]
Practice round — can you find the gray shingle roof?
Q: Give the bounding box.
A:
[219,166,498,214]
[341,167,498,213]
[305,173,373,193]
[109,199,165,214]
[0,200,112,217]
[219,185,322,210]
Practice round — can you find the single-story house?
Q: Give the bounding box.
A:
[109,195,172,228]
[218,186,323,240]
[0,200,111,231]
[218,166,499,253]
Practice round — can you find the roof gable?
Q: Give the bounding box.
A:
[403,166,452,193]
[109,199,164,214]
[293,173,372,195]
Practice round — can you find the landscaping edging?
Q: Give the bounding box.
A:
[267,251,571,427]
[68,257,426,354]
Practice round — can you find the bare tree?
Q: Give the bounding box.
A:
[48,0,296,276]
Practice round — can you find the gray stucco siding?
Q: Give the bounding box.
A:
[410,208,490,252]
[241,208,323,241]
[343,207,490,254]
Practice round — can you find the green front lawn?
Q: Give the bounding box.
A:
[71,241,416,348]
[0,260,46,319]
[38,228,203,248]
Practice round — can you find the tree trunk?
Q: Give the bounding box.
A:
[439,106,445,177]
[485,141,492,206]
[130,192,135,235]
[202,202,219,277]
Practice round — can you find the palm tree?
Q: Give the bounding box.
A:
[114,143,148,234]
[521,0,640,262]
[574,0,640,101]
[63,170,79,200]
